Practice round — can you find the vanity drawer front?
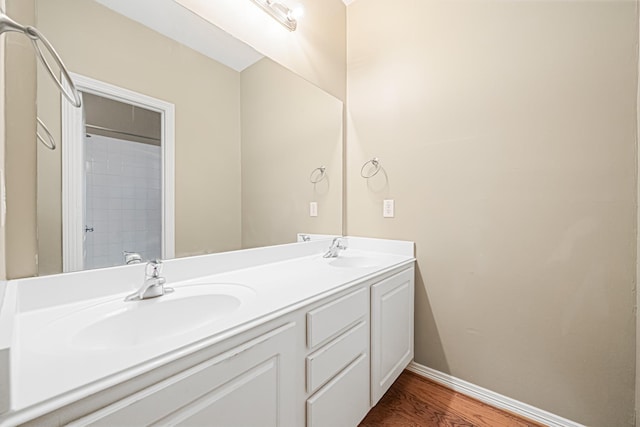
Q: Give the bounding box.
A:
[306,287,368,349]
[306,320,368,394]
[306,353,370,427]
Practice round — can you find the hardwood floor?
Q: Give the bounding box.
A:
[359,371,546,427]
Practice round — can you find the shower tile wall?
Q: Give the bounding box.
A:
[85,134,162,270]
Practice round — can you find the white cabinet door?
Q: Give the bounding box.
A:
[370,267,415,405]
[72,322,298,427]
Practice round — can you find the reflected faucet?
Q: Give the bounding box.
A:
[125,260,174,301]
[323,237,347,258]
[124,251,142,265]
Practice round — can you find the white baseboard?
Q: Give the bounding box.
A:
[406,362,584,427]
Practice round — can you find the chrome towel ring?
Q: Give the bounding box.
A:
[0,12,81,108]
[360,157,381,178]
[27,26,82,107]
[36,117,56,150]
[309,166,326,184]
[1,10,81,151]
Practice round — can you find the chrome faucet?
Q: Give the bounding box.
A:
[125,260,174,301]
[323,237,347,258]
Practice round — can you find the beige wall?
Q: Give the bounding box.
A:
[4,0,37,279]
[176,0,346,102]
[241,58,342,248]
[346,1,637,425]
[36,0,242,274]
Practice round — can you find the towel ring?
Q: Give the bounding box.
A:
[360,157,381,178]
[36,117,56,150]
[0,12,81,108]
[309,166,326,184]
[26,27,82,107]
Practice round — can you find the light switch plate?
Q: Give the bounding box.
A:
[310,202,318,217]
[383,199,394,218]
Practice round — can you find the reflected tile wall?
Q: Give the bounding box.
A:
[84,134,161,270]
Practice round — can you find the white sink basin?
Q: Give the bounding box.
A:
[42,283,255,350]
[327,256,383,269]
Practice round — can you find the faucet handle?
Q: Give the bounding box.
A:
[340,237,348,248]
[145,259,163,278]
[333,237,348,249]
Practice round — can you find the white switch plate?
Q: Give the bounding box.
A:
[310,202,318,217]
[383,199,394,218]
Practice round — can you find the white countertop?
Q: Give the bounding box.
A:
[0,237,414,425]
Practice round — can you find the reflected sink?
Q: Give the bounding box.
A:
[327,256,383,269]
[45,283,255,350]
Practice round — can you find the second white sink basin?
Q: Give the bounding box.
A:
[42,283,255,351]
[327,256,383,269]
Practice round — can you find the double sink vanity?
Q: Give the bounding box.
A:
[0,237,415,426]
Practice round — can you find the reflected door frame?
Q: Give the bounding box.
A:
[62,73,175,272]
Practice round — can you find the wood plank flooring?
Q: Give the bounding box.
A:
[359,371,546,427]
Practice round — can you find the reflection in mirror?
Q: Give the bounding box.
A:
[83,93,162,270]
[33,0,343,277]
[57,73,177,274]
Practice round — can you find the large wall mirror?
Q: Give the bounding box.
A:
[34,0,343,276]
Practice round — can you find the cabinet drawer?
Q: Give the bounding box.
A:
[306,287,368,349]
[306,353,370,427]
[306,320,367,394]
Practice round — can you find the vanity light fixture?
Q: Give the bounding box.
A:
[249,0,300,31]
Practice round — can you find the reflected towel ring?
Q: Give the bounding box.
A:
[26,26,82,107]
[36,117,56,150]
[360,157,381,178]
[309,166,326,184]
[0,12,82,108]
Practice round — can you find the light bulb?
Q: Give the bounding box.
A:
[290,5,304,20]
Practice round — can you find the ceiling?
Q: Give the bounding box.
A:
[96,0,356,71]
[95,0,264,71]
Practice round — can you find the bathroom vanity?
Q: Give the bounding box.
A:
[0,237,414,426]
